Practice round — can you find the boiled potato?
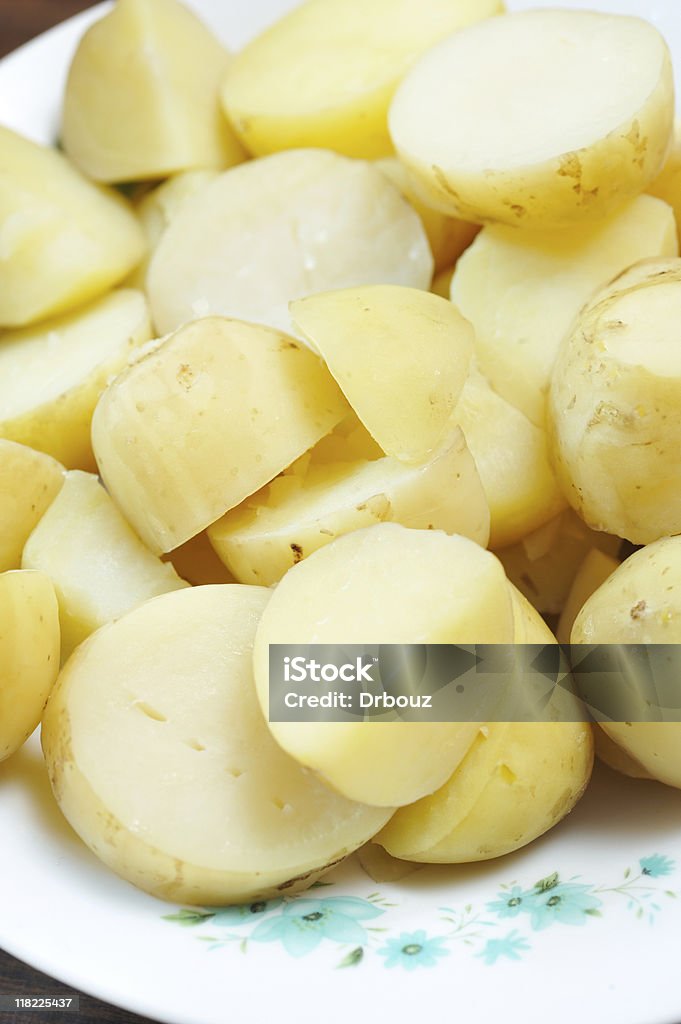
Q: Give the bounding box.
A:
[0,290,151,471]
[22,471,188,662]
[376,158,478,273]
[649,119,681,233]
[41,585,391,904]
[497,509,620,616]
[549,258,681,543]
[0,570,60,762]
[291,414,384,468]
[389,10,673,228]
[62,0,245,183]
[290,286,473,463]
[147,149,433,335]
[508,584,557,645]
[253,523,516,808]
[208,427,490,585]
[431,266,455,299]
[0,126,145,328]
[594,728,652,781]
[451,195,677,426]
[162,531,235,586]
[356,844,421,883]
[0,441,64,572]
[572,538,681,790]
[557,548,620,644]
[454,368,566,549]
[376,721,593,862]
[92,317,348,553]
[220,0,504,159]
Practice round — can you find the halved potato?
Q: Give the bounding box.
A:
[291,286,473,463]
[376,721,593,862]
[253,523,516,808]
[390,10,673,228]
[0,290,151,471]
[208,427,489,585]
[22,471,188,661]
[147,149,432,335]
[0,441,64,572]
[220,0,504,159]
[0,126,145,327]
[92,317,348,553]
[451,195,678,425]
[41,585,391,904]
[0,570,60,762]
[62,0,245,182]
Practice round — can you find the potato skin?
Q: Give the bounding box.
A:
[549,259,681,544]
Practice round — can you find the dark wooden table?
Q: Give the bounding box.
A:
[0,4,157,1021]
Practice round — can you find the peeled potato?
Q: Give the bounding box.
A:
[0,126,145,328]
[62,0,245,183]
[147,149,433,335]
[451,195,678,426]
[0,290,151,471]
[208,427,490,585]
[220,0,504,159]
[390,10,673,228]
[92,317,348,553]
[42,585,391,904]
[376,158,478,273]
[376,721,593,863]
[253,523,516,808]
[0,441,64,572]
[291,286,473,463]
[0,570,60,762]
[22,471,188,662]
[649,119,681,232]
[549,258,681,543]
[556,548,620,645]
[454,368,566,549]
[571,538,681,790]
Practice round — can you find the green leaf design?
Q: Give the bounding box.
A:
[534,872,559,893]
[585,909,602,917]
[310,880,335,888]
[337,947,364,968]
[163,909,215,927]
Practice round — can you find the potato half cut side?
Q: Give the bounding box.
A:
[0,570,60,762]
[147,149,433,336]
[0,441,64,572]
[208,426,490,585]
[92,317,348,554]
[0,290,151,471]
[389,9,673,228]
[220,0,503,159]
[291,286,473,463]
[62,0,245,183]
[41,585,391,904]
[253,523,516,808]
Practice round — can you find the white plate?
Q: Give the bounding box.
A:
[1,3,681,1023]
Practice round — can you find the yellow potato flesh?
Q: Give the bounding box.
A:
[557,549,620,645]
[0,290,151,471]
[41,585,391,904]
[0,126,145,328]
[253,523,516,808]
[147,149,433,336]
[220,0,504,159]
[92,317,348,553]
[549,258,681,543]
[22,471,188,662]
[62,0,245,183]
[451,195,678,426]
[390,10,673,229]
[291,286,473,463]
[649,119,681,234]
[0,441,64,572]
[208,427,490,585]
[0,570,60,762]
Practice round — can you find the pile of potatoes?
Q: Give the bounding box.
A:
[2,0,681,904]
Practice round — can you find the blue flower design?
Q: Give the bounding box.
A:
[487,886,528,919]
[378,930,449,970]
[208,899,283,927]
[250,897,383,957]
[525,883,602,930]
[640,855,675,878]
[477,930,530,966]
